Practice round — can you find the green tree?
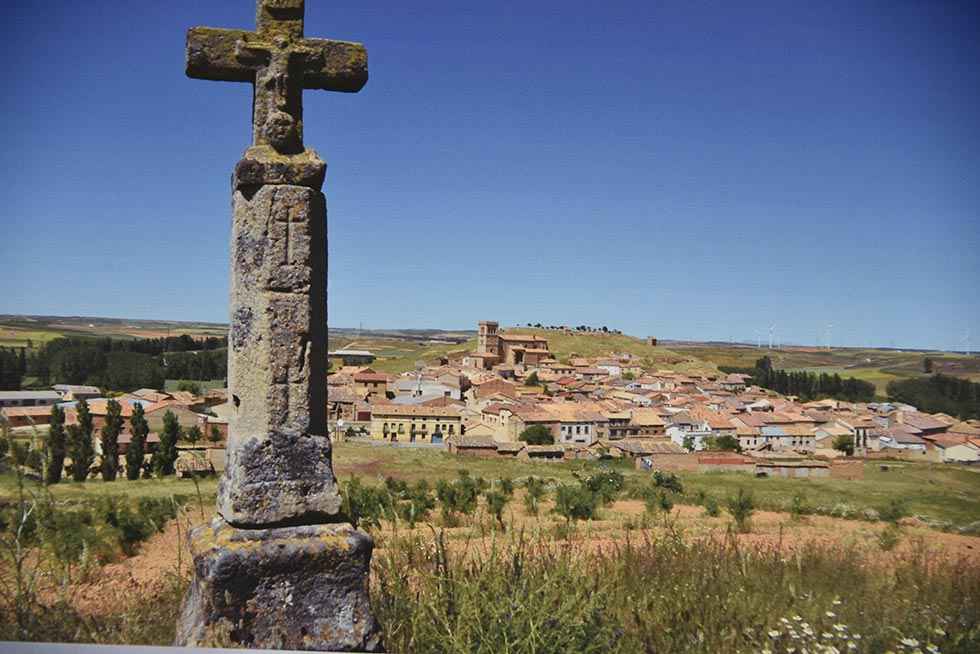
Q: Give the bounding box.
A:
[523,476,547,516]
[682,434,695,452]
[485,491,511,529]
[396,480,436,527]
[582,469,624,506]
[519,424,554,445]
[185,424,203,445]
[922,357,934,374]
[435,470,480,526]
[99,399,123,481]
[832,434,854,456]
[153,410,180,476]
[208,424,223,444]
[706,434,741,453]
[177,380,202,396]
[66,399,95,482]
[126,403,149,480]
[525,371,540,386]
[45,404,67,485]
[726,489,755,533]
[554,484,598,524]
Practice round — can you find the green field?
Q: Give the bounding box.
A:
[8,443,976,529]
[0,316,227,349]
[330,443,980,528]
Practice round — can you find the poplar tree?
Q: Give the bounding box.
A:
[127,403,149,480]
[45,404,66,485]
[99,399,123,481]
[67,399,95,482]
[153,410,181,476]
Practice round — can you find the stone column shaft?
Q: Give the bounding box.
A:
[218,178,339,528]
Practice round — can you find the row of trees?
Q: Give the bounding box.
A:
[738,356,877,403]
[12,336,227,391]
[40,400,182,484]
[887,374,979,420]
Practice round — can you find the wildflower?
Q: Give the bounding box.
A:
[823,632,835,640]
[834,624,847,632]
[793,615,803,622]
[932,628,945,637]
[926,645,939,654]
[833,599,842,606]
[769,630,781,639]
[847,644,857,651]
[901,639,920,648]
[826,611,837,618]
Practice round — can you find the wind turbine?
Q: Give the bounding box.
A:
[964,329,972,356]
[768,324,775,350]
[825,323,834,351]
[755,329,763,349]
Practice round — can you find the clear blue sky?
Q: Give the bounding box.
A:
[2,0,978,351]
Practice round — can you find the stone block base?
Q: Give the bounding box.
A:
[176,519,383,651]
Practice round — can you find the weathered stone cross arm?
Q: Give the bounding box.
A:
[185,0,368,183]
[185,27,367,92]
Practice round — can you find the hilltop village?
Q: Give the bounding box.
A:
[3,320,979,479]
[326,321,980,471]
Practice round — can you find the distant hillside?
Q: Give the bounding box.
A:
[489,328,718,376]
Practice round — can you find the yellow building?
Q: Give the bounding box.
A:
[370,404,462,444]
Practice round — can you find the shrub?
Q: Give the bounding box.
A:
[789,493,810,521]
[396,480,435,527]
[435,471,480,526]
[137,497,179,533]
[554,484,598,523]
[879,497,909,524]
[341,477,388,530]
[485,491,510,529]
[523,476,547,516]
[726,488,755,533]
[652,470,684,494]
[703,494,720,517]
[644,491,673,516]
[878,523,902,551]
[582,469,624,506]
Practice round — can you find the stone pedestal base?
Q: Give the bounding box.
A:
[176,519,383,651]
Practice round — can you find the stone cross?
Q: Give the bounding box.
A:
[186,0,367,155]
[176,2,380,650]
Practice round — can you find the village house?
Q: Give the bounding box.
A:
[370,404,463,443]
[353,370,390,401]
[0,405,54,428]
[52,384,102,401]
[927,435,980,464]
[327,387,357,422]
[143,400,205,433]
[328,349,376,367]
[0,390,61,409]
[128,388,173,404]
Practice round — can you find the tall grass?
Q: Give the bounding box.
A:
[372,529,980,654]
